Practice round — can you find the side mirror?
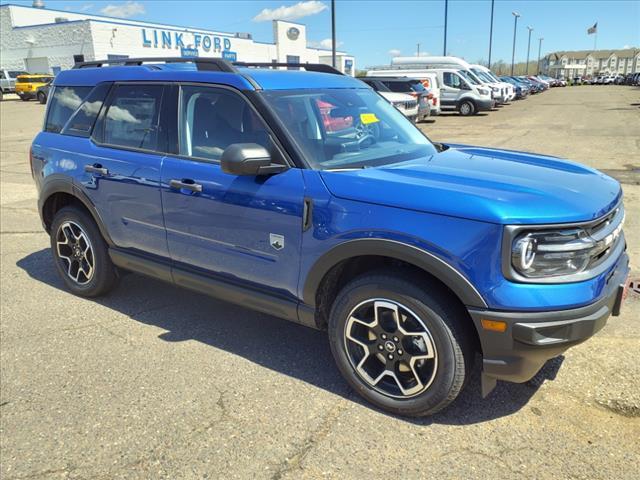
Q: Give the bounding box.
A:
[220,143,287,176]
[461,82,471,90]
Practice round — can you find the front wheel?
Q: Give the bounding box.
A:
[50,206,119,297]
[19,95,29,101]
[328,273,474,417]
[458,100,475,116]
[37,91,47,104]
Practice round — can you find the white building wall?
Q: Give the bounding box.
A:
[1,5,355,74]
[0,7,95,72]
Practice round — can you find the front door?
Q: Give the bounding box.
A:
[160,85,305,300]
[440,72,463,109]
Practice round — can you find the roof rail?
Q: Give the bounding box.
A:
[234,62,343,75]
[73,57,237,72]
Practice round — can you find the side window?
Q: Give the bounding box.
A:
[44,86,93,133]
[179,86,271,161]
[103,84,163,150]
[62,83,112,137]
[443,73,462,89]
[0,72,5,80]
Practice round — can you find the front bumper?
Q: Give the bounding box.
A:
[468,252,629,389]
[477,98,494,111]
[16,90,36,99]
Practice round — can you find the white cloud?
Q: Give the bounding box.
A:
[388,49,402,57]
[309,38,343,50]
[253,1,327,22]
[622,44,631,49]
[100,1,145,18]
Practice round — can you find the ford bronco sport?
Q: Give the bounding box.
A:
[31,58,629,417]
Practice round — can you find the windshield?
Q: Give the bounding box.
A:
[458,70,480,85]
[472,69,495,84]
[260,88,437,170]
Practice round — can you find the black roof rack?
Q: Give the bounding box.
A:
[72,57,343,76]
[73,57,237,72]
[234,62,343,75]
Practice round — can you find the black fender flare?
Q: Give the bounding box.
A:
[39,177,115,246]
[302,238,487,309]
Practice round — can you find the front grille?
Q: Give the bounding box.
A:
[585,204,625,270]
[404,100,417,109]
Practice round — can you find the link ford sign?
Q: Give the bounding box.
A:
[142,29,232,53]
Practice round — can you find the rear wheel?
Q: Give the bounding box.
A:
[458,100,475,116]
[50,206,119,297]
[328,273,474,417]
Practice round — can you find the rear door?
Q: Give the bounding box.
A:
[82,82,170,258]
[159,84,305,300]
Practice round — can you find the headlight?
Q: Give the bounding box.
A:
[478,88,489,95]
[505,206,625,282]
[491,87,499,92]
[512,229,595,277]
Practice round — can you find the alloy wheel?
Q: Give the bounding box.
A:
[56,221,95,285]
[343,298,438,398]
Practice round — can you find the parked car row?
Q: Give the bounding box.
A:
[572,73,640,85]
[0,71,53,103]
[361,56,557,118]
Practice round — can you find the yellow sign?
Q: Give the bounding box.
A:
[360,113,380,124]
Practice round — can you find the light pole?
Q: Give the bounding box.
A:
[525,26,533,75]
[510,11,520,75]
[331,0,336,68]
[488,0,494,68]
[537,37,544,75]
[443,0,448,55]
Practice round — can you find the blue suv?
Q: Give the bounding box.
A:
[31,58,629,417]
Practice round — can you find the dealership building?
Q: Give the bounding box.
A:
[0,2,355,75]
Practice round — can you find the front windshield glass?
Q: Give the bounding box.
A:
[472,69,495,83]
[260,88,437,170]
[458,70,480,85]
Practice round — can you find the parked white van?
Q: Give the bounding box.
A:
[391,56,509,104]
[470,64,515,102]
[423,68,493,115]
[365,68,442,115]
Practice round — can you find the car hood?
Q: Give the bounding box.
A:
[319,145,621,225]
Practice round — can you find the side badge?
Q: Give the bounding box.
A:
[270,233,285,251]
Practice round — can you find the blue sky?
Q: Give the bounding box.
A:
[4,0,639,67]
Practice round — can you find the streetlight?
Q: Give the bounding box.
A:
[510,11,520,76]
[331,0,336,68]
[488,0,495,69]
[537,37,544,75]
[525,26,533,75]
[443,0,449,55]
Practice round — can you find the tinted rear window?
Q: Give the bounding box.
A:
[45,86,93,133]
[61,83,112,137]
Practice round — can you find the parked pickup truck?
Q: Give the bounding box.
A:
[0,69,29,100]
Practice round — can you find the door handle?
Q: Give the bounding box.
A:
[169,179,202,193]
[85,164,108,175]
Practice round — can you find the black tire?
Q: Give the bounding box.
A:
[328,272,475,417]
[50,205,119,297]
[19,95,29,101]
[0,90,3,101]
[458,100,475,116]
[37,91,47,104]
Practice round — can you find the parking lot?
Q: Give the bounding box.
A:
[1,85,639,479]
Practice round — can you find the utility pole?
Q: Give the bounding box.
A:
[488,0,495,68]
[443,0,448,55]
[525,26,533,75]
[417,42,421,57]
[331,0,336,68]
[511,11,520,75]
[537,37,544,74]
